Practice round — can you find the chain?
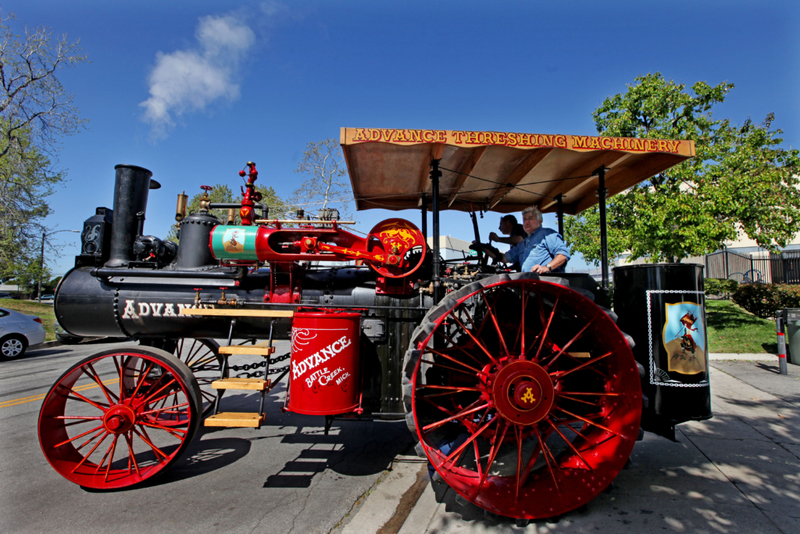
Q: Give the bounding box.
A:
[228,353,291,379]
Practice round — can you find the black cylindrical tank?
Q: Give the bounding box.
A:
[106,165,157,268]
[174,212,221,269]
[614,264,712,429]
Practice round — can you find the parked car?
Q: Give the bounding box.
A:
[0,307,46,358]
[40,294,55,301]
[0,292,15,299]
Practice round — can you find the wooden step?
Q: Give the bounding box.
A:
[211,377,271,391]
[204,412,266,428]
[180,308,294,318]
[218,345,276,356]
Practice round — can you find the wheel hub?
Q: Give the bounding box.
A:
[103,404,136,434]
[492,360,554,425]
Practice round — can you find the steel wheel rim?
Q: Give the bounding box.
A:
[2,337,24,357]
[39,349,200,489]
[411,279,642,519]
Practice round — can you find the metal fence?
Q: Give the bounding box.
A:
[705,250,800,284]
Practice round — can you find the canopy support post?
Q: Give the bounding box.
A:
[594,166,609,293]
[420,194,428,242]
[430,159,442,302]
[556,194,565,236]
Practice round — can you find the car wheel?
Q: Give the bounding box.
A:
[1,335,28,359]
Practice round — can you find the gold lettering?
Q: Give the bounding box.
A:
[408,130,423,143]
[657,140,668,152]
[601,138,613,149]
[496,132,506,144]
[368,129,381,142]
[452,131,465,143]
[573,136,589,149]
[540,134,553,146]
[380,129,395,142]
[667,140,680,153]
[555,135,567,148]
[467,131,479,144]
[612,138,624,150]
[435,130,447,143]
[422,130,435,142]
[647,140,657,151]
[589,137,601,150]
[630,139,644,151]
[352,128,368,142]
[507,132,517,146]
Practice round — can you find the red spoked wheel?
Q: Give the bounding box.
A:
[38,347,202,489]
[367,218,426,278]
[170,338,225,418]
[403,274,642,520]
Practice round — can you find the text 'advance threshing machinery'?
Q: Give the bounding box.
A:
[39,128,711,522]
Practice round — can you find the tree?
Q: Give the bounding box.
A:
[0,13,87,161]
[0,127,62,281]
[290,138,354,220]
[564,73,800,264]
[0,13,86,280]
[167,183,293,242]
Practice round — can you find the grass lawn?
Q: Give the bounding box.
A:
[0,299,57,341]
[706,299,777,354]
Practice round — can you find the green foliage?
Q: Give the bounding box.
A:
[167,183,293,242]
[704,278,739,298]
[732,283,800,319]
[0,128,62,281]
[570,73,800,264]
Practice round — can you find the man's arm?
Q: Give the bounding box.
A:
[530,253,567,274]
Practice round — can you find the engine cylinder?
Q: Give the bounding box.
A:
[175,212,221,269]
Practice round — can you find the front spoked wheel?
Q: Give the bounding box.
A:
[404,275,642,520]
[38,347,202,489]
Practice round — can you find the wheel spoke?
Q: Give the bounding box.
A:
[533,297,559,361]
[81,363,119,404]
[479,290,509,356]
[54,424,104,449]
[546,419,593,470]
[72,431,110,473]
[422,402,490,434]
[442,417,497,468]
[435,330,485,367]
[474,420,509,496]
[534,427,560,491]
[425,348,484,374]
[554,407,621,437]
[446,310,499,366]
[554,351,614,379]
[544,320,595,370]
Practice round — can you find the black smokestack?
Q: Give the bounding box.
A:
[105,164,156,267]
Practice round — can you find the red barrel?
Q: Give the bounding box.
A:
[287,310,362,415]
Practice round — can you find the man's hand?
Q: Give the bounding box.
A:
[530,264,551,274]
[470,242,501,260]
[489,231,499,242]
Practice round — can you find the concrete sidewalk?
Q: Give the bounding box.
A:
[337,357,799,534]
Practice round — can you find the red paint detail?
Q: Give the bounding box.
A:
[287,311,362,416]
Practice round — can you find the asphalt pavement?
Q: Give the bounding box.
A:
[336,355,800,534]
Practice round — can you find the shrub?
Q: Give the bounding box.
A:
[705,278,739,298]
[732,283,800,318]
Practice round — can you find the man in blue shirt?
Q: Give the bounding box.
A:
[483,206,570,274]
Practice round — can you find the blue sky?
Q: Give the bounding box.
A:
[6,0,799,275]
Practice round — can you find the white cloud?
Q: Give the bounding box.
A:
[140,14,255,139]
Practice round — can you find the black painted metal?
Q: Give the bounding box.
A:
[174,212,222,269]
[594,166,609,291]
[555,194,564,236]
[430,159,442,302]
[106,165,156,268]
[614,263,712,437]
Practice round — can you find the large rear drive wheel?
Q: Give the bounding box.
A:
[403,274,642,520]
[38,347,202,489]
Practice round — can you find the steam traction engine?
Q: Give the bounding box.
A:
[40,129,710,521]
